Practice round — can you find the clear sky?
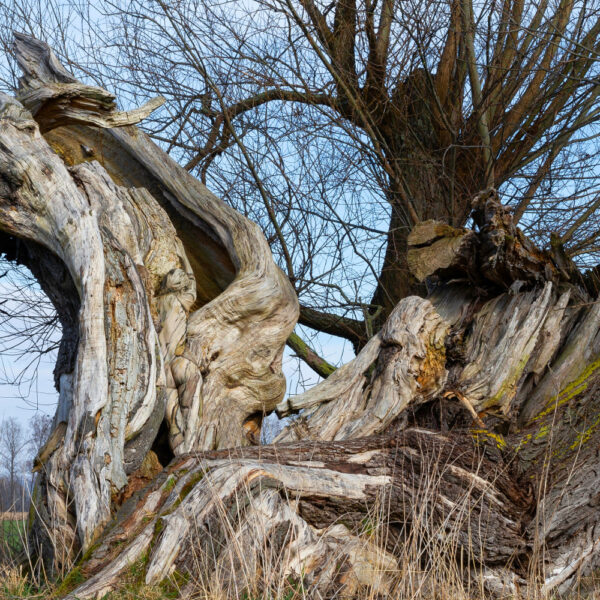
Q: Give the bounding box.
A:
[0,352,56,420]
[0,267,58,422]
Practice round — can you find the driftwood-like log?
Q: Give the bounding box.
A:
[1,34,297,569]
[62,431,531,599]
[3,34,600,599]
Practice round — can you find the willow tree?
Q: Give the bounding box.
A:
[4,25,600,600]
[2,0,600,365]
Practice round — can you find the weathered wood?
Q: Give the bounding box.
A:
[274,281,572,438]
[63,430,531,599]
[15,35,299,455]
[407,189,589,296]
[14,33,165,132]
[407,221,476,282]
[518,293,600,425]
[471,189,559,288]
[4,34,600,599]
[1,34,297,571]
[456,282,560,415]
[276,297,448,441]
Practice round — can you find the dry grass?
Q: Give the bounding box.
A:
[0,450,600,600]
[0,531,599,600]
[2,547,600,600]
[159,441,600,600]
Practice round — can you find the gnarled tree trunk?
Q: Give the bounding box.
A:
[2,35,600,599]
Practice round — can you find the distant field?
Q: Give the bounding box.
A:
[0,513,26,522]
[0,517,25,557]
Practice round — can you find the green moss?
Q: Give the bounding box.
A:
[127,550,150,586]
[157,569,191,598]
[26,484,40,530]
[78,540,102,564]
[160,469,207,517]
[163,475,176,493]
[570,414,600,450]
[536,356,600,420]
[178,470,205,503]
[52,567,85,597]
[153,517,165,538]
[471,429,507,450]
[482,354,531,411]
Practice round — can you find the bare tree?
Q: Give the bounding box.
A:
[0,417,27,511]
[22,0,598,341]
[28,412,51,457]
[0,33,600,598]
[1,0,600,373]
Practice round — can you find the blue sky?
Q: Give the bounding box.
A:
[0,267,59,422]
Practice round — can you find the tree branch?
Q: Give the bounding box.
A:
[222,89,338,119]
[434,0,460,109]
[184,89,338,172]
[332,0,358,85]
[298,305,366,347]
[287,331,336,379]
[461,0,494,187]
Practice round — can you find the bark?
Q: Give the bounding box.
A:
[367,66,478,321]
[368,153,478,325]
[5,33,297,570]
[1,34,600,599]
[62,432,531,599]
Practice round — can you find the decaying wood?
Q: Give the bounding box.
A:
[407,188,586,294]
[14,34,165,132]
[63,431,531,599]
[407,221,476,283]
[3,34,600,599]
[275,297,449,441]
[1,34,297,570]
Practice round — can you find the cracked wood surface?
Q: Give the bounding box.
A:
[65,430,531,599]
[2,34,297,566]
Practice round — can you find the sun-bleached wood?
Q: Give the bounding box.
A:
[63,431,531,599]
[4,34,600,599]
[275,296,449,440]
[2,34,297,569]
